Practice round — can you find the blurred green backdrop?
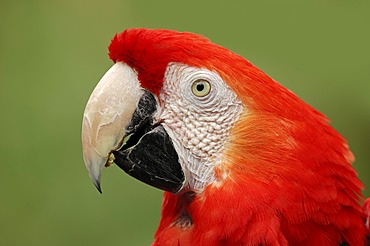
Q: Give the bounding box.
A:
[1,0,369,245]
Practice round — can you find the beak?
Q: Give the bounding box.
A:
[82,62,185,193]
[81,63,144,192]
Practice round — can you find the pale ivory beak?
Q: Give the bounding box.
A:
[81,62,144,192]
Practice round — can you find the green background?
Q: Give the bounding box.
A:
[1,1,369,245]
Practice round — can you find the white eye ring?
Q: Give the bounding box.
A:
[191,80,211,97]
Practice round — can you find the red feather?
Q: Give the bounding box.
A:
[109,28,368,245]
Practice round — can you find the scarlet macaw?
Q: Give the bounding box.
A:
[82,28,370,245]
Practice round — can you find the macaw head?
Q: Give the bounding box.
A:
[82,28,251,194]
[81,28,365,245]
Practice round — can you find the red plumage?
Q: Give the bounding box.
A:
[109,28,368,245]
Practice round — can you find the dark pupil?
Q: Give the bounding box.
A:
[196,83,205,92]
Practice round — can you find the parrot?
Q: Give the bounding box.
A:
[81,28,370,245]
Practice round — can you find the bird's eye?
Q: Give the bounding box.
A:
[191,80,211,97]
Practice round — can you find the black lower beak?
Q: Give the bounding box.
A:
[113,91,184,193]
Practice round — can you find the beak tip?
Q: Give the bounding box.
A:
[88,166,103,194]
[85,158,104,194]
[93,180,103,194]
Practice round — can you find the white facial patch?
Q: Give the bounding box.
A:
[157,63,243,193]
